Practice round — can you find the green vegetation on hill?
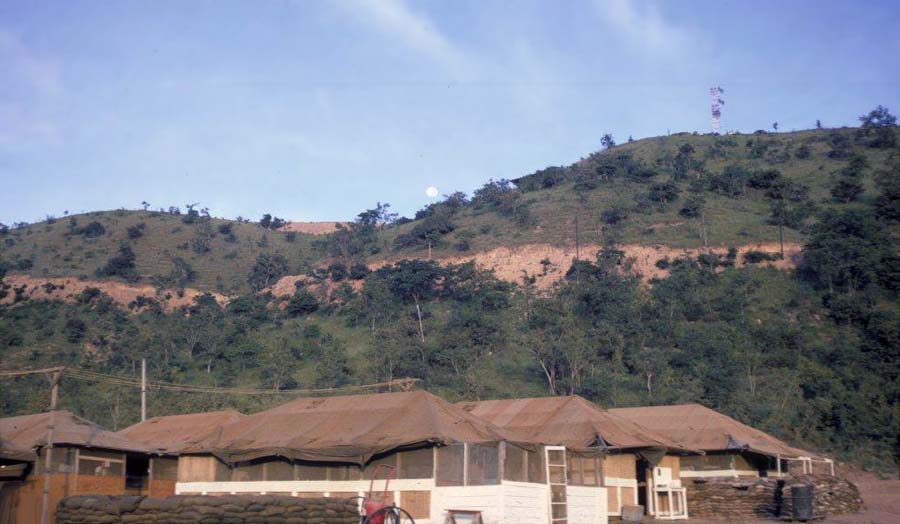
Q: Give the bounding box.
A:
[0,209,323,294]
[1,115,898,474]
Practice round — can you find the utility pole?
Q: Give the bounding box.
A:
[141,358,147,422]
[40,369,63,524]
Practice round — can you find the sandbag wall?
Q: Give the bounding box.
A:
[56,494,360,524]
[685,474,863,518]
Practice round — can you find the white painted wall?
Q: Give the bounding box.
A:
[177,479,607,524]
[567,485,608,524]
[432,485,504,524]
[501,481,549,524]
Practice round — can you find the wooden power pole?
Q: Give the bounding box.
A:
[141,358,147,422]
[40,369,63,524]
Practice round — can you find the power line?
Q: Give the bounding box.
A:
[1,366,420,396]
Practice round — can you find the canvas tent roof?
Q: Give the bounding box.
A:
[0,439,35,462]
[610,404,817,459]
[118,409,244,455]
[189,390,509,466]
[0,411,147,454]
[457,396,690,453]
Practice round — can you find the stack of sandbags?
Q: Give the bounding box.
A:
[56,496,144,524]
[686,477,783,517]
[685,474,865,518]
[784,474,865,516]
[58,494,359,524]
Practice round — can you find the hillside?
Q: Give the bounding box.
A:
[3,127,896,296]
[1,124,898,474]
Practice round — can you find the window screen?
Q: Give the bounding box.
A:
[504,445,527,482]
[363,454,397,479]
[527,448,546,484]
[231,462,264,481]
[466,443,499,485]
[295,462,328,481]
[265,459,295,480]
[436,444,465,486]
[328,464,361,481]
[567,452,600,486]
[399,448,434,479]
[78,456,124,477]
[152,457,178,480]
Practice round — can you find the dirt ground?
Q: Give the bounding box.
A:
[673,476,899,524]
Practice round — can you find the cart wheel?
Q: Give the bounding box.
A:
[363,506,416,524]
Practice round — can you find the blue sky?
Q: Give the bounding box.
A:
[2,0,899,225]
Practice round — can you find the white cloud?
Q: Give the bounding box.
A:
[596,0,692,53]
[337,0,468,73]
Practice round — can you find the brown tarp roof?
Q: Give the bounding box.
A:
[610,403,818,459]
[456,395,690,452]
[189,390,509,466]
[118,409,245,455]
[0,439,35,462]
[0,411,147,454]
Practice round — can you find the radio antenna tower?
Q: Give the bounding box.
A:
[710,86,725,134]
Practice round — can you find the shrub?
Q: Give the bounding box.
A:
[328,262,349,282]
[349,262,370,280]
[76,221,106,238]
[743,250,782,264]
[679,195,705,218]
[127,223,145,239]
[601,207,628,225]
[648,181,681,204]
[96,245,139,281]
[286,289,319,317]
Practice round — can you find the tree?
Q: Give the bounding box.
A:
[97,245,139,282]
[380,260,444,342]
[601,133,616,150]
[259,214,272,229]
[800,209,900,295]
[647,181,680,204]
[248,253,289,291]
[873,163,900,221]
[773,122,779,132]
[857,105,898,148]
[816,119,822,129]
[141,201,150,211]
[260,337,298,390]
[285,289,319,317]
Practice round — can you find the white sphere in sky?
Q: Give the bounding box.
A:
[425,186,439,198]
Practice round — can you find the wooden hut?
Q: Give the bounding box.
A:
[174,390,610,524]
[117,409,244,497]
[458,396,693,520]
[610,404,833,478]
[0,410,148,523]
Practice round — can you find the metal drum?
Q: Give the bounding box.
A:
[791,484,814,520]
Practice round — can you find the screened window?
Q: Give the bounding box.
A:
[295,462,328,481]
[265,459,295,481]
[436,444,465,486]
[504,445,527,482]
[680,454,734,471]
[327,464,361,481]
[363,454,397,479]
[398,448,434,479]
[527,448,546,484]
[151,457,178,481]
[78,451,125,477]
[467,443,499,485]
[566,452,600,486]
[231,462,264,481]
